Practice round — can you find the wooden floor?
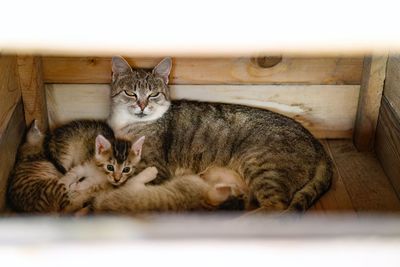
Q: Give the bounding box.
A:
[309,140,400,213]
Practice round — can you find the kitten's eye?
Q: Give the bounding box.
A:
[123,167,131,173]
[106,165,114,172]
[148,92,160,98]
[78,176,86,183]
[124,91,137,98]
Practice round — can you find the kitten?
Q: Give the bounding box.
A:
[69,164,241,214]
[6,121,91,213]
[45,120,144,186]
[107,56,333,213]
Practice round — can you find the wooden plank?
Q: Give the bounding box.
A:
[383,55,400,117]
[328,139,400,212]
[17,56,48,131]
[42,57,363,85]
[353,55,388,151]
[309,140,355,213]
[0,55,21,128]
[46,84,360,139]
[0,101,25,211]
[375,97,400,197]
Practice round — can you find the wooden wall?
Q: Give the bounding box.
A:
[375,56,400,196]
[43,56,363,139]
[0,55,25,210]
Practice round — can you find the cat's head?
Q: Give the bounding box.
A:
[94,134,145,186]
[109,56,172,128]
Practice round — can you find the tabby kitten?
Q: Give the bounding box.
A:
[7,121,90,213]
[75,165,241,214]
[107,56,333,213]
[45,120,144,186]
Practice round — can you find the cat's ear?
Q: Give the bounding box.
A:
[95,135,112,155]
[26,119,43,145]
[28,120,42,136]
[131,136,145,157]
[111,56,132,81]
[152,57,172,84]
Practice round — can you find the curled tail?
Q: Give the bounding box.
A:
[287,158,333,212]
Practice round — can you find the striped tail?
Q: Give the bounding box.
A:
[287,158,333,211]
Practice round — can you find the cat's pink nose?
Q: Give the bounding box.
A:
[138,102,146,111]
[114,175,121,182]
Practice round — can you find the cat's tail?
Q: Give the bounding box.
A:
[286,158,333,212]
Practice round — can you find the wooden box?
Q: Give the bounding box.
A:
[1,54,399,213]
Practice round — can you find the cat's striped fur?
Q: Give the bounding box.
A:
[84,166,241,214]
[108,57,333,213]
[45,120,143,187]
[6,121,88,213]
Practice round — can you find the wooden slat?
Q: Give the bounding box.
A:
[327,139,400,212]
[17,56,48,131]
[353,55,388,151]
[309,140,355,213]
[0,55,21,128]
[0,101,25,211]
[375,97,400,197]
[42,57,363,85]
[46,84,360,139]
[383,55,400,117]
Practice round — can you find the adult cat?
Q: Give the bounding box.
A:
[107,56,333,212]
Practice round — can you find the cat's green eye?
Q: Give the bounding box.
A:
[124,91,137,98]
[106,165,114,172]
[149,92,160,98]
[123,167,131,173]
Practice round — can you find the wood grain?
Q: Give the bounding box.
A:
[327,139,400,212]
[0,101,25,211]
[17,56,48,131]
[353,55,388,151]
[42,57,363,85]
[46,84,360,138]
[375,97,400,197]
[0,55,21,128]
[383,55,400,117]
[17,56,48,132]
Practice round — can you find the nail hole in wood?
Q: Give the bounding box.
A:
[252,56,283,68]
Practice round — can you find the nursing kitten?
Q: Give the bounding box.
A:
[72,164,241,214]
[45,120,145,186]
[108,56,333,213]
[6,121,91,213]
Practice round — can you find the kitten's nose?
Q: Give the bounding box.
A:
[114,174,121,182]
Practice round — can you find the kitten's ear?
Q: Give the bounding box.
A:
[28,120,41,136]
[26,119,43,144]
[207,184,233,205]
[111,56,132,81]
[152,57,172,84]
[131,136,145,157]
[95,135,112,155]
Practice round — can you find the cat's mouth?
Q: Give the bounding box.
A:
[135,113,147,118]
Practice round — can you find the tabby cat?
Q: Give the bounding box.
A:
[106,56,333,213]
[45,120,145,186]
[6,121,90,213]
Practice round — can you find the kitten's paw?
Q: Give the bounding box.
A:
[69,176,91,191]
[144,166,158,179]
[69,165,87,178]
[129,166,158,185]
